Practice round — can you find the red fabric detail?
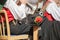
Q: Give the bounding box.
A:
[35,17,43,23]
[0,7,14,22]
[44,11,54,21]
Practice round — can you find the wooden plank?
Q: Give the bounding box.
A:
[33,26,38,40]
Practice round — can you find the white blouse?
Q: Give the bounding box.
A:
[4,0,32,20]
[46,1,60,21]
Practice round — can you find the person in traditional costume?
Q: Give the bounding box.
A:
[0,0,33,36]
[38,0,60,40]
[26,0,45,39]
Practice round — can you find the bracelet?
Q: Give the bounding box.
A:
[39,10,44,17]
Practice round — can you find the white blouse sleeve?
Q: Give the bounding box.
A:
[4,0,27,20]
[46,2,60,21]
[17,4,26,20]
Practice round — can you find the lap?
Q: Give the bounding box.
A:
[39,17,60,40]
[10,20,32,35]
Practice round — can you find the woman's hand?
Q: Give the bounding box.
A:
[20,0,27,4]
[16,0,21,5]
[16,0,27,5]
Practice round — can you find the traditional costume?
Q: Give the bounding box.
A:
[39,1,60,40]
[0,0,33,35]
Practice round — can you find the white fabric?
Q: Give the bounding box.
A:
[28,1,44,10]
[13,0,17,2]
[4,0,32,20]
[27,1,44,14]
[27,0,38,5]
[38,1,44,8]
[46,1,60,21]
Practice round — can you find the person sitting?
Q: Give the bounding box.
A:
[0,0,32,35]
[38,0,60,40]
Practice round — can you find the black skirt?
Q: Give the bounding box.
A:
[6,20,32,35]
[39,17,60,40]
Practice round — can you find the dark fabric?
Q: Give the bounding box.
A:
[50,21,60,40]
[27,12,43,26]
[0,0,6,5]
[39,17,60,40]
[0,0,7,10]
[39,17,53,40]
[9,20,32,35]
